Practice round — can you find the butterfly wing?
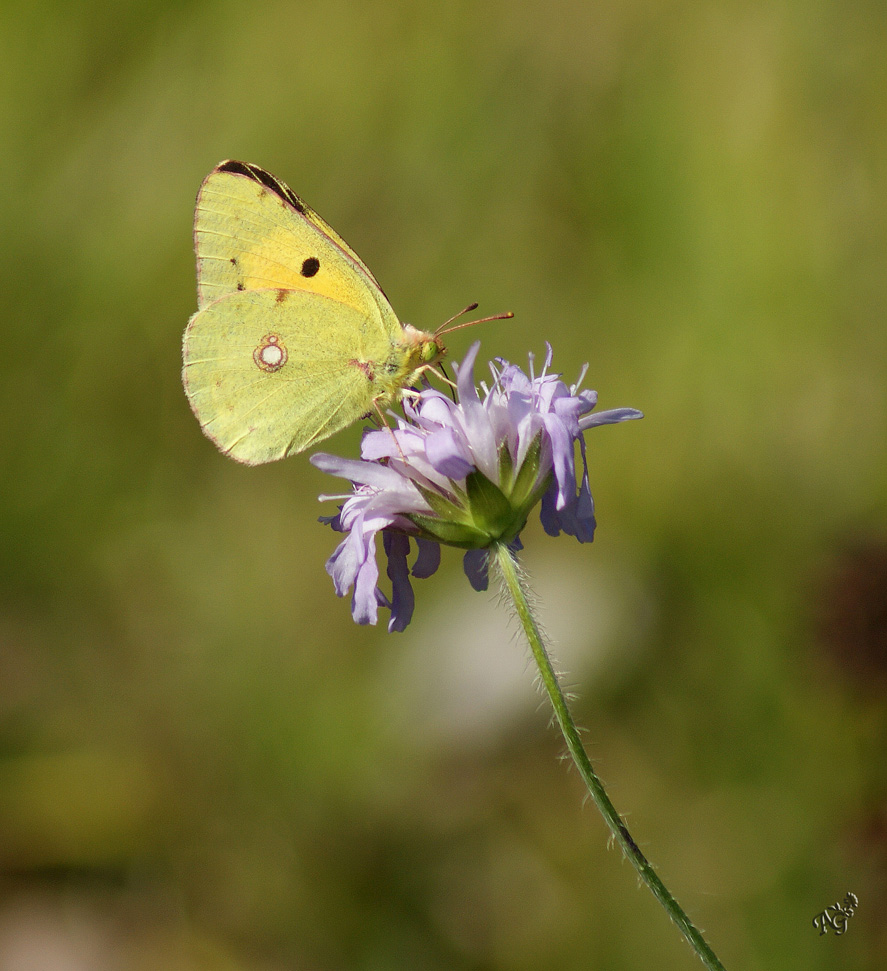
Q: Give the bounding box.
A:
[183,287,382,465]
[194,160,396,334]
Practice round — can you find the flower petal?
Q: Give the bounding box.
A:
[311,452,404,490]
[425,427,475,479]
[455,342,499,481]
[539,482,561,537]
[351,538,380,625]
[384,532,414,632]
[325,527,366,596]
[412,538,442,579]
[463,548,489,591]
[314,344,640,630]
[579,407,644,429]
[542,412,576,510]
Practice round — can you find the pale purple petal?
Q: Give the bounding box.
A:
[425,427,475,479]
[579,407,644,429]
[409,392,458,429]
[311,453,404,491]
[314,343,640,630]
[454,341,483,407]
[325,526,367,596]
[337,502,400,537]
[552,392,585,433]
[499,364,532,398]
[455,342,499,481]
[561,437,596,542]
[571,389,598,415]
[351,539,381,625]
[542,413,576,510]
[360,426,427,463]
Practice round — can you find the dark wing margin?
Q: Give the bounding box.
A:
[215,160,306,214]
[203,159,394,309]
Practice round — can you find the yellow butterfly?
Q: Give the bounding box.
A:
[182,160,450,466]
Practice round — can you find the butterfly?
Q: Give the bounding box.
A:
[182,160,453,466]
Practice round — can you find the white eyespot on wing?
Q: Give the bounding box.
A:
[253,334,288,372]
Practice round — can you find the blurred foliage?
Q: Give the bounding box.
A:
[1,0,886,968]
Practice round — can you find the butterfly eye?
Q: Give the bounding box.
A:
[253,334,288,372]
[301,257,320,277]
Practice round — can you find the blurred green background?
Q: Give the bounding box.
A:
[2,0,886,968]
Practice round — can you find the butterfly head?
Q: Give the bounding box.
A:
[402,323,447,369]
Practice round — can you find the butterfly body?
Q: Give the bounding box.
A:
[182,160,444,465]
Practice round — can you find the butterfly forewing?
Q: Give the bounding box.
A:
[194,161,396,337]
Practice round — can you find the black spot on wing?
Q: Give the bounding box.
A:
[216,160,306,213]
[301,257,320,277]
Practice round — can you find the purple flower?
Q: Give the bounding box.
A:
[311,343,642,631]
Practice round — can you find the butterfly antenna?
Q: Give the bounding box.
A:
[436,302,478,332]
[435,306,514,337]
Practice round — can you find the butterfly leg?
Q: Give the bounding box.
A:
[371,397,410,464]
[423,365,457,390]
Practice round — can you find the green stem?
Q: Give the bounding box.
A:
[492,542,726,971]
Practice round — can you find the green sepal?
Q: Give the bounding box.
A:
[465,470,513,533]
[509,433,545,509]
[498,441,515,493]
[412,481,473,525]
[405,514,492,549]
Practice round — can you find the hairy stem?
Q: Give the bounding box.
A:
[492,542,726,971]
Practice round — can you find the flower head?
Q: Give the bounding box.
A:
[311,343,642,631]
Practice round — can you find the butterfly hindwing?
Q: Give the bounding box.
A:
[183,288,379,465]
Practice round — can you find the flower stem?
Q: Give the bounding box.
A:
[492,542,726,971]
